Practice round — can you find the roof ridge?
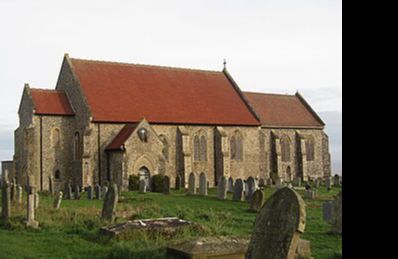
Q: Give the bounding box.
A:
[244,91,296,97]
[30,88,66,93]
[70,57,222,74]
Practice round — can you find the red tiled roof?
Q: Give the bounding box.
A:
[244,92,324,128]
[30,89,75,116]
[106,123,138,151]
[69,58,260,126]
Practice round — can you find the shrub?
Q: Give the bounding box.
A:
[151,175,165,193]
[128,175,139,191]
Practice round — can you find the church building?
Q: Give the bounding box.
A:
[10,54,331,192]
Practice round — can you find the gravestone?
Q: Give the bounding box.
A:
[247,189,264,213]
[199,173,208,196]
[102,186,108,196]
[333,175,340,186]
[188,172,196,195]
[1,181,11,219]
[74,185,81,200]
[26,188,39,229]
[232,179,244,201]
[275,177,283,189]
[314,178,320,188]
[49,176,54,196]
[95,184,101,199]
[217,176,227,200]
[175,175,181,190]
[53,191,63,210]
[322,201,333,222]
[266,178,273,187]
[163,176,170,194]
[304,189,317,200]
[34,192,39,209]
[293,177,301,187]
[246,187,306,259]
[101,184,119,223]
[16,185,23,204]
[227,177,234,193]
[139,179,147,193]
[246,177,256,202]
[331,191,342,234]
[258,178,265,188]
[87,185,93,199]
[66,183,73,199]
[325,177,332,190]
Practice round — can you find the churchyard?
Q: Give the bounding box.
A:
[0,180,342,259]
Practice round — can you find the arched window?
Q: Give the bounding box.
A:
[74,132,81,160]
[200,136,207,161]
[230,131,243,161]
[52,128,60,147]
[306,137,315,161]
[230,136,236,160]
[194,136,200,161]
[54,170,61,180]
[281,136,291,162]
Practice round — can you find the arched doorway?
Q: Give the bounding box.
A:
[138,166,151,190]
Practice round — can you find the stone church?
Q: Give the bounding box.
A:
[9,54,331,192]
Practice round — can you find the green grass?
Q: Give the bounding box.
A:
[0,186,342,258]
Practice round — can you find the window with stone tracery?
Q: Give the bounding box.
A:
[194,135,200,161]
[230,131,243,161]
[306,137,315,161]
[200,135,207,161]
[193,131,207,162]
[281,135,291,162]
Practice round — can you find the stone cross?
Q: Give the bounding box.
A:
[163,176,170,194]
[188,172,196,195]
[247,189,264,213]
[227,177,234,193]
[232,179,244,201]
[246,177,256,202]
[246,187,306,259]
[199,173,208,196]
[26,188,39,229]
[331,191,342,234]
[101,183,119,223]
[16,185,23,205]
[139,180,147,193]
[95,184,101,199]
[87,185,93,199]
[53,191,63,210]
[217,176,227,200]
[1,181,11,219]
[175,175,181,190]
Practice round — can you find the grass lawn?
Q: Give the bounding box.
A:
[0,186,342,259]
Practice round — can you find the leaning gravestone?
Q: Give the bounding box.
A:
[199,172,208,196]
[101,184,119,223]
[53,191,63,210]
[163,176,170,194]
[175,175,181,190]
[217,176,227,200]
[246,177,256,202]
[246,187,306,259]
[188,172,196,195]
[247,189,264,213]
[1,181,11,219]
[139,179,147,193]
[331,191,342,234]
[87,185,93,199]
[227,177,234,193]
[232,179,244,201]
[95,184,101,199]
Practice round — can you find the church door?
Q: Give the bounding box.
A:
[138,166,151,190]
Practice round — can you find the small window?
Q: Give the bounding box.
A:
[281,136,291,162]
[54,170,61,180]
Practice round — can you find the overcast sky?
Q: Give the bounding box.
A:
[0,0,342,173]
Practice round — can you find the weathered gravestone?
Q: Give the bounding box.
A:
[304,189,317,200]
[275,177,283,189]
[246,187,306,259]
[217,176,227,200]
[26,188,39,229]
[101,184,119,223]
[163,176,170,194]
[175,175,181,190]
[293,177,301,187]
[333,175,340,186]
[227,177,234,193]
[74,185,81,200]
[331,191,342,234]
[314,178,320,188]
[102,186,108,196]
[232,179,244,201]
[199,173,208,196]
[1,181,11,219]
[95,184,102,199]
[139,179,147,193]
[247,189,264,213]
[66,183,73,200]
[53,191,63,210]
[16,185,23,204]
[322,201,333,222]
[246,177,256,202]
[87,185,93,199]
[266,178,273,187]
[188,172,196,195]
[258,178,265,188]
